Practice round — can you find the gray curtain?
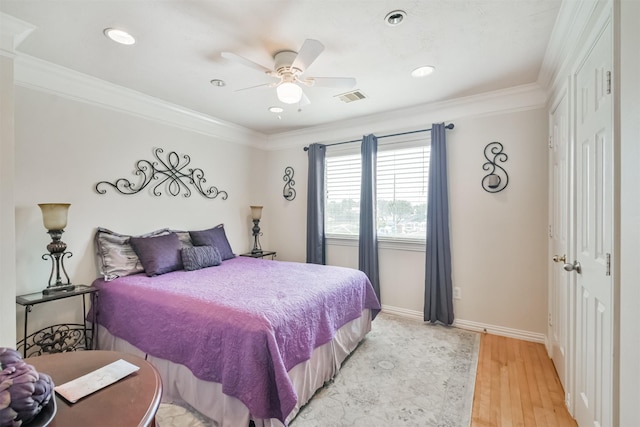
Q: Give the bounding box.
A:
[424,123,454,325]
[306,143,326,264]
[359,134,380,302]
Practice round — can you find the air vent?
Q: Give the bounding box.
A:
[335,90,367,103]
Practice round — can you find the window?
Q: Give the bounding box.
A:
[325,138,430,241]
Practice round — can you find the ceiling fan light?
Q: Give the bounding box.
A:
[277,82,303,104]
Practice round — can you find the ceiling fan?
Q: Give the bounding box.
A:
[221,39,356,106]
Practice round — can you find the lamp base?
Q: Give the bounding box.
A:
[43,284,75,295]
[251,249,263,255]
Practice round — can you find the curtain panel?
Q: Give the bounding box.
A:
[306,143,326,264]
[424,123,454,325]
[359,134,381,302]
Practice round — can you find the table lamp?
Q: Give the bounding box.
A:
[38,203,75,294]
[250,205,263,254]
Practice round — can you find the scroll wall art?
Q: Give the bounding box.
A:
[95,148,228,200]
[282,166,296,201]
[481,142,509,193]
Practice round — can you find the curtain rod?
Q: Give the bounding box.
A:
[303,123,454,151]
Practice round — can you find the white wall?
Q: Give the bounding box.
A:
[0,49,17,348]
[1,12,34,348]
[5,48,550,346]
[267,98,549,338]
[11,86,266,337]
[617,0,640,423]
[448,110,548,335]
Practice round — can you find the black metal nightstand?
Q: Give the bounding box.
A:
[16,285,99,358]
[239,251,277,260]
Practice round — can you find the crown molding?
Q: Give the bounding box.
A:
[0,12,35,57]
[265,82,547,151]
[13,53,267,147]
[538,0,605,94]
[12,40,545,153]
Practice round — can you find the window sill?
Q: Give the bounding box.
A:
[326,235,426,252]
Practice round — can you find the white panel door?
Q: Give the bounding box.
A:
[573,18,613,427]
[549,90,570,400]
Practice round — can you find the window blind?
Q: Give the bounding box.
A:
[326,143,431,240]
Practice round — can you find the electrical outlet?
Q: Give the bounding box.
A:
[453,287,462,300]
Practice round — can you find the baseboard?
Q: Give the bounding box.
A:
[381,304,547,344]
[381,305,424,321]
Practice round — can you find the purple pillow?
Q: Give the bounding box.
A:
[189,224,235,260]
[129,232,183,276]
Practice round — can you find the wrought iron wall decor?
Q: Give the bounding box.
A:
[482,142,509,193]
[283,166,296,201]
[95,148,228,200]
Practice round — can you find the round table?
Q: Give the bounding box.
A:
[27,350,162,427]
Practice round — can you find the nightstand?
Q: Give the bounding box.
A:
[16,285,99,358]
[239,250,277,260]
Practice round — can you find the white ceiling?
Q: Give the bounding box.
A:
[1,0,562,135]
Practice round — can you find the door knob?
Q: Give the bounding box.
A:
[563,260,582,274]
[553,254,566,263]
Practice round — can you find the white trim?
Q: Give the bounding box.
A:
[11,48,546,152]
[453,318,546,344]
[381,304,546,344]
[266,83,547,151]
[13,54,266,147]
[0,12,35,56]
[381,305,423,321]
[538,0,599,90]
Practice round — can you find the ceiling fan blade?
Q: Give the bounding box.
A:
[234,82,278,92]
[291,39,324,72]
[304,77,357,89]
[298,91,311,107]
[221,52,274,74]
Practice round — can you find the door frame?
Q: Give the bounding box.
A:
[547,82,574,414]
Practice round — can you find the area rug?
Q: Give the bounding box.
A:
[155,312,480,427]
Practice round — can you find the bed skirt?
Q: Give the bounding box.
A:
[96,308,372,426]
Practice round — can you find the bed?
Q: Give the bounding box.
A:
[89,227,380,427]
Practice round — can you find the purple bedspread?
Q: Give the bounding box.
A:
[91,257,380,422]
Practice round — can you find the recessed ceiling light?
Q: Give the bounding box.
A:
[268,106,284,113]
[210,79,226,87]
[411,66,436,78]
[104,28,135,45]
[385,10,406,26]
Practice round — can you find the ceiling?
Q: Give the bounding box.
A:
[1,0,562,135]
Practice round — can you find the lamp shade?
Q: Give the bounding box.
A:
[276,82,302,104]
[38,203,70,230]
[250,205,263,220]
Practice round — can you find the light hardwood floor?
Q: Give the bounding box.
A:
[471,333,577,427]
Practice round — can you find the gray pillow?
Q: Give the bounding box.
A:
[94,227,170,281]
[181,246,222,271]
[129,232,183,276]
[189,224,235,260]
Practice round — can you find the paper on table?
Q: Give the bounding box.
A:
[54,359,140,403]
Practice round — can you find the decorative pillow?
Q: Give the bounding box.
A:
[129,233,183,276]
[189,224,235,260]
[181,246,222,271]
[94,227,170,281]
[172,230,194,249]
